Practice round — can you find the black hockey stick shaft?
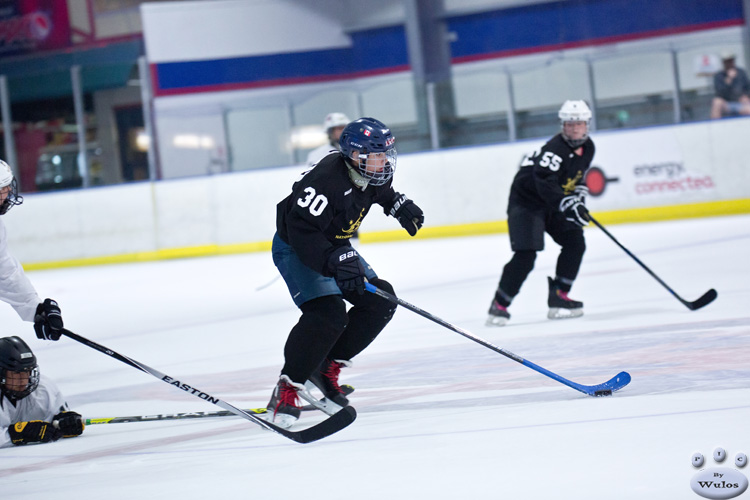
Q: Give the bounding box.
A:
[85,386,355,425]
[364,284,630,396]
[86,408,267,425]
[588,215,717,310]
[61,329,355,443]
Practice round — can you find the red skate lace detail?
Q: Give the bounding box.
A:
[322,361,344,394]
[273,382,300,415]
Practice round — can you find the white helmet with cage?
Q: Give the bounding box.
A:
[558,100,592,147]
[0,160,13,188]
[0,159,22,214]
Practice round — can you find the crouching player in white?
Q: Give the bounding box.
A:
[1,336,84,447]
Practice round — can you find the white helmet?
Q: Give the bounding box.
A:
[0,160,13,188]
[559,100,592,123]
[323,112,350,131]
[558,100,591,147]
[0,159,22,215]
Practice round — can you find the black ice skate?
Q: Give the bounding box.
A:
[265,375,303,429]
[486,299,511,326]
[305,358,351,414]
[547,277,583,319]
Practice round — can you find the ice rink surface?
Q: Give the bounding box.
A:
[1,214,748,499]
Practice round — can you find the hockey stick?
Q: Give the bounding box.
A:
[86,408,267,425]
[364,283,630,396]
[61,328,355,444]
[588,215,717,311]
[85,386,356,425]
[255,274,282,291]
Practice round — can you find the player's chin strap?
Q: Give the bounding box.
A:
[346,164,369,190]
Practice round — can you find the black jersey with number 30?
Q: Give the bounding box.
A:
[508,133,595,212]
[276,153,396,275]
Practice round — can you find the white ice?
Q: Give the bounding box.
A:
[1,214,748,499]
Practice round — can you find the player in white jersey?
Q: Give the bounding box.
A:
[1,336,84,447]
[306,112,351,168]
[0,159,67,341]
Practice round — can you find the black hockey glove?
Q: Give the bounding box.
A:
[327,247,366,295]
[574,184,589,202]
[53,411,85,437]
[389,193,424,236]
[34,298,64,341]
[559,194,589,227]
[9,421,63,445]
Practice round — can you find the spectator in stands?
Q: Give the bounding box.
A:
[711,52,750,119]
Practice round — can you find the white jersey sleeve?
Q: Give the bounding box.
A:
[0,219,42,321]
[0,376,67,448]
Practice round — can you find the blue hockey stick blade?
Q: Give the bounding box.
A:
[580,371,631,396]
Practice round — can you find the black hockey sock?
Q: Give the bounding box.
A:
[498,250,537,299]
[329,278,397,361]
[555,231,586,290]
[281,295,348,384]
[493,288,513,307]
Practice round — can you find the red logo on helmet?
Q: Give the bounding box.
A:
[363,130,371,136]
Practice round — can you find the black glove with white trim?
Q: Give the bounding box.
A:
[327,247,366,295]
[388,193,424,236]
[573,184,589,201]
[34,298,64,341]
[559,191,589,227]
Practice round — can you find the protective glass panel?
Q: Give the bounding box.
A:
[227,107,293,171]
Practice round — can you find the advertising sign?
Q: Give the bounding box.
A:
[0,0,71,55]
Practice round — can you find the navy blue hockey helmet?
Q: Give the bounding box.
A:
[0,336,40,400]
[339,117,396,186]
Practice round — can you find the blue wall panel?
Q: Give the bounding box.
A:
[153,0,744,96]
[154,25,409,95]
[448,0,743,59]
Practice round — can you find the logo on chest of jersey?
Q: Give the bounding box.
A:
[562,171,583,195]
[337,208,366,239]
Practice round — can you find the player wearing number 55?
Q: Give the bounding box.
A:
[487,100,595,326]
[267,117,424,427]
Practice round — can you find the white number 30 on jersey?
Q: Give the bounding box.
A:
[297,187,329,216]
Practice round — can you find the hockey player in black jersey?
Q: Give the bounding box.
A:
[267,117,424,427]
[487,100,594,326]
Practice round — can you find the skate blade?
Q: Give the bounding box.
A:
[257,411,297,429]
[547,307,583,320]
[485,315,509,326]
[301,382,344,415]
[307,397,343,415]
